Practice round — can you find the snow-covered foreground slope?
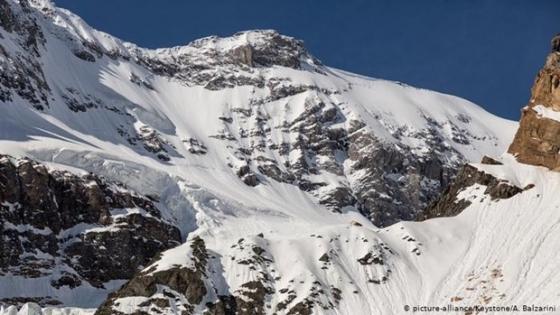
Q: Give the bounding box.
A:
[88,155,560,315]
[427,156,560,309]
[6,155,560,315]
[8,0,560,314]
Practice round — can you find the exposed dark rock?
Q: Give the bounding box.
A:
[0,0,50,109]
[130,72,154,90]
[74,50,96,62]
[64,212,181,286]
[132,30,320,91]
[50,273,82,289]
[218,116,233,123]
[0,2,530,313]
[0,0,17,33]
[183,137,208,154]
[137,126,167,154]
[481,156,503,165]
[0,154,181,302]
[551,34,560,53]
[247,31,306,68]
[217,88,462,226]
[204,296,237,315]
[348,129,458,226]
[287,301,313,315]
[368,276,388,285]
[421,164,524,220]
[282,281,342,314]
[357,252,384,266]
[318,186,356,211]
[96,236,209,315]
[0,0,499,230]
[4,0,475,228]
[236,164,259,187]
[233,281,270,315]
[62,88,101,112]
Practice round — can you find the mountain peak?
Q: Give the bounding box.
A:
[4,1,318,71]
[145,29,317,70]
[166,29,319,69]
[189,29,298,49]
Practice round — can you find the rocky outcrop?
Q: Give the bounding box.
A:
[508,34,560,170]
[0,155,181,305]
[0,0,50,109]
[229,30,308,68]
[192,83,474,226]
[216,90,468,226]
[96,236,208,315]
[420,163,526,220]
[133,30,322,91]
[480,155,503,165]
[347,126,459,226]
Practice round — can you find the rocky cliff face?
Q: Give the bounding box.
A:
[0,0,49,109]
[0,155,181,307]
[508,34,560,169]
[420,157,529,220]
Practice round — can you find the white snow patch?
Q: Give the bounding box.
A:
[532,104,560,122]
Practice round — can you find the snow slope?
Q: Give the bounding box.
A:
[41,154,560,315]
[5,157,560,314]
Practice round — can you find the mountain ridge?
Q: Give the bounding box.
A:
[0,0,515,228]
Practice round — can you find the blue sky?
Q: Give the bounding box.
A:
[54,0,559,120]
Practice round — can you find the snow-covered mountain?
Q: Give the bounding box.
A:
[0,0,515,226]
[6,0,560,314]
